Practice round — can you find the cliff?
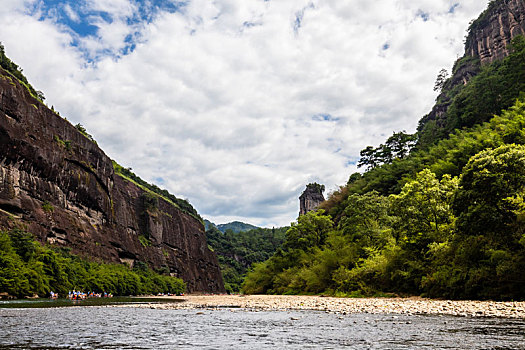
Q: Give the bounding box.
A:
[417,0,525,144]
[299,183,325,216]
[0,66,224,293]
[465,0,525,65]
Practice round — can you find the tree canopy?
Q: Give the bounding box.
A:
[0,228,185,298]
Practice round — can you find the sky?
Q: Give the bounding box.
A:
[0,0,488,227]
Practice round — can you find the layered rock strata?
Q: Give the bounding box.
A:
[466,0,525,65]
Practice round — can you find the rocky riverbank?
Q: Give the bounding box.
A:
[131,295,525,318]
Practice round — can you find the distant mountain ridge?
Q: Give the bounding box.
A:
[206,225,288,292]
[204,220,259,233]
[217,221,259,233]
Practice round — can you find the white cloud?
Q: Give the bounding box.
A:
[0,0,488,227]
[84,0,136,19]
[63,3,80,23]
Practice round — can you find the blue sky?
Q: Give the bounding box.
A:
[27,0,185,60]
[0,0,487,227]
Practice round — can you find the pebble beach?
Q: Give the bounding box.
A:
[132,294,525,318]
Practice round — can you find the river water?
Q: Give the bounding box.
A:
[0,304,524,349]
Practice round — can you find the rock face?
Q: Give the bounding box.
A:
[0,67,224,293]
[465,0,525,65]
[299,183,325,216]
[417,56,481,135]
[418,0,525,138]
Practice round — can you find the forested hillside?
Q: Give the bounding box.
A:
[206,226,287,293]
[244,98,525,301]
[243,2,525,301]
[217,221,259,233]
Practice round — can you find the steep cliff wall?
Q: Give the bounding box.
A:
[0,67,224,293]
[418,0,525,143]
[465,0,525,65]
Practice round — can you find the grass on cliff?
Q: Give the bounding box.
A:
[112,161,202,223]
[466,0,500,38]
[418,36,525,148]
[0,42,43,103]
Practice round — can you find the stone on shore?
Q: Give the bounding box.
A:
[126,295,525,319]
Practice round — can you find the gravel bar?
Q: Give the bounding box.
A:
[126,295,525,318]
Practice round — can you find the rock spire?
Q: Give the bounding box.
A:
[299,183,325,216]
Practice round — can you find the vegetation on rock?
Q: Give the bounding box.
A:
[305,183,325,194]
[75,123,97,144]
[418,36,525,148]
[0,42,42,101]
[112,161,202,222]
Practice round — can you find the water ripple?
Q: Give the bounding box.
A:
[0,307,524,349]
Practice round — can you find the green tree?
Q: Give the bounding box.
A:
[387,169,458,293]
[339,191,393,251]
[432,144,525,299]
[391,169,457,246]
[433,68,449,92]
[357,146,380,170]
[0,231,30,297]
[0,228,186,298]
[284,210,333,250]
[8,228,37,262]
[454,144,525,246]
[358,131,416,170]
[385,131,417,160]
[206,225,287,293]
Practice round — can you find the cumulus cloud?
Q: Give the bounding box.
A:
[0,0,487,227]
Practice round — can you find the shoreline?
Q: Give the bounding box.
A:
[127,294,525,319]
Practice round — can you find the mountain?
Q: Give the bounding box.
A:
[203,219,285,292]
[0,48,224,293]
[417,0,525,147]
[203,219,259,233]
[204,219,217,231]
[243,0,525,300]
[216,221,259,233]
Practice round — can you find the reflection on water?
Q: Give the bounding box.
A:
[0,307,524,349]
[0,297,180,308]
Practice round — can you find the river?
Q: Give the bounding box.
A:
[1,302,524,349]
